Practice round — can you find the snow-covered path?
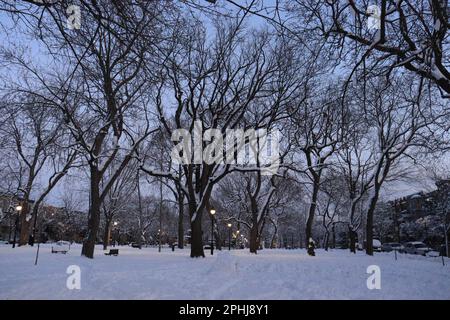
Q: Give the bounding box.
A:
[0,244,449,299]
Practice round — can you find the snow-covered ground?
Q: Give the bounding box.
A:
[0,244,449,300]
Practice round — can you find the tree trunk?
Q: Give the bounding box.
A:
[28,204,40,246]
[365,190,380,256]
[103,218,111,250]
[19,179,34,246]
[188,181,214,258]
[349,227,357,253]
[249,222,259,254]
[18,202,30,246]
[137,171,143,248]
[305,180,320,254]
[190,214,205,258]
[82,171,101,259]
[323,232,329,251]
[332,224,336,249]
[177,194,184,249]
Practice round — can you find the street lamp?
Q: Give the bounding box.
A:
[113,221,118,247]
[12,205,22,248]
[227,223,232,250]
[210,207,216,255]
[157,228,162,250]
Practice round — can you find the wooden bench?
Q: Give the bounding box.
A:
[104,249,119,256]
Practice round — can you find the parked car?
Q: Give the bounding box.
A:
[426,250,440,257]
[402,242,432,256]
[381,242,404,252]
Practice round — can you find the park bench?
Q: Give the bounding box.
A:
[51,241,70,254]
[105,249,119,256]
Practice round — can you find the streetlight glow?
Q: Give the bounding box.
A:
[16,205,22,211]
[210,207,216,215]
[113,221,118,226]
[227,223,232,228]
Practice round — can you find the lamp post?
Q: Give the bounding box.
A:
[157,229,160,248]
[113,221,118,247]
[210,207,216,255]
[12,205,22,248]
[227,223,232,250]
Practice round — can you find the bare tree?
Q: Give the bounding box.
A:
[1,2,177,257]
[100,159,139,250]
[216,172,278,253]
[290,84,342,255]
[335,104,375,253]
[218,0,449,98]
[244,1,450,97]
[316,173,347,251]
[0,93,78,246]
[356,75,443,255]
[141,19,290,257]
